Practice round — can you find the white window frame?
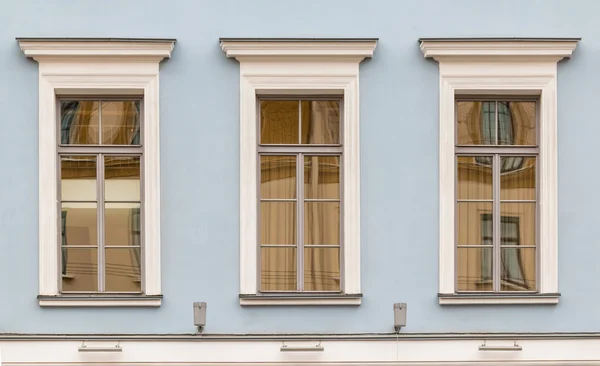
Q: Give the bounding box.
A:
[18,38,175,307]
[220,38,377,306]
[420,38,579,305]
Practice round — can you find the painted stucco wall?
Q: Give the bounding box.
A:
[0,0,596,334]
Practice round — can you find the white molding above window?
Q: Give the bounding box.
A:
[220,38,377,306]
[18,38,175,307]
[420,38,580,305]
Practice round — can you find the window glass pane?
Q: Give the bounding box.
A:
[304,202,340,245]
[498,102,536,146]
[500,204,536,246]
[304,247,340,291]
[260,202,296,245]
[105,156,141,202]
[61,248,98,292]
[61,202,97,246]
[101,101,141,145]
[301,100,340,144]
[304,156,340,199]
[457,156,492,200]
[105,203,141,246]
[457,202,492,246]
[456,101,495,145]
[501,248,536,291]
[60,101,99,144]
[501,157,535,200]
[260,100,299,144]
[457,247,493,291]
[61,156,96,201]
[105,248,142,292]
[260,247,296,291]
[260,155,296,199]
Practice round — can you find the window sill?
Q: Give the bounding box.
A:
[438,293,560,305]
[239,294,362,306]
[37,295,162,307]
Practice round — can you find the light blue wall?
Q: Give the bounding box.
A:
[0,0,597,334]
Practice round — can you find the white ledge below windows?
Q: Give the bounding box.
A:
[37,295,163,307]
[438,293,560,305]
[239,294,362,306]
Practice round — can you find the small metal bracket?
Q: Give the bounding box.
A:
[280,341,324,352]
[78,340,123,352]
[478,340,522,351]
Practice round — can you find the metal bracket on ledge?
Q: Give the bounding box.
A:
[78,340,123,352]
[280,341,324,352]
[478,340,522,351]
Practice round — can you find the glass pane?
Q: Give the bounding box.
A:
[105,156,141,202]
[501,248,536,291]
[498,102,536,146]
[301,100,340,144]
[304,247,340,291]
[260,202,296,244]
[61,247,98,292]
[260,100,299,144]
[304,202,340,245]
[304,156,340,199]
[61,203,97,246]
[501,157,535,200]
[60,101,100,144]
[105,203,141,246]
[105,248,142,292]
[260,156,296,199]
[457,202,493,246]
[457,156,492,200]
[260,247,296,291]
[500,203,536,246]
[60,156,96,201]
[456,101,495,145]
[101,101,141,145]
[456,247,493,291]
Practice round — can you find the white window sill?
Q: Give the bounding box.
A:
[438,293,560,305]
[240,294,362,306]
[37,295,162,307]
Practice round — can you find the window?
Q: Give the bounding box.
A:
[221,38,377,305]
[258,98,342,292]
[59,98,143,293]
[456,99,537,293]
[420,37,580,304]
[18,38,175,306]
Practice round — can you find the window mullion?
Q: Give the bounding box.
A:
[493,154,501,292]
[97,153,105,292]
[297,153,304,291]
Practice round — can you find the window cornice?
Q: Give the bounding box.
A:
[17,38,175,62]
[219,38,377,60]
[419,37,579,62]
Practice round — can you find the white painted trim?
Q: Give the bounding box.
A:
[38,298,162,307]
[439,295,560,305]
[221,39,376,300]
[18,39,175,303]
[420,39,579,301]
[1,337,600,365]
[239,296,361,306]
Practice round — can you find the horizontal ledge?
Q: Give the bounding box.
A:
[16,37,177,43]
[438,293,560,305]
[419,37,582,42]
[219,37,379,42]
[239,294,362,306]
[37,295,162,307]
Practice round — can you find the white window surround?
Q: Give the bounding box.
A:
[220,38,377,306]
[420,38,580,305]
[17,38,176,307]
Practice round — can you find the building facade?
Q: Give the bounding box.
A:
[0,0,598,365]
